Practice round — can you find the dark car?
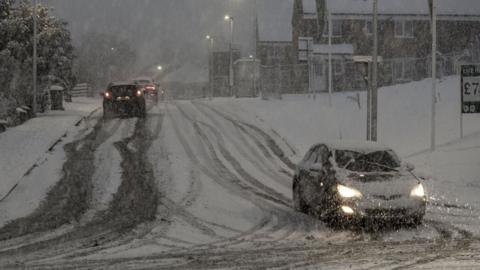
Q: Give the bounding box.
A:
[102,82,147,118]
[292,141,426,227]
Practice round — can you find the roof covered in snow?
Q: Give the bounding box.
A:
[326,0,480,19]
[302,0,318,16]
[162,64,208,84]
[257,0,294,42]
[437,0,480,16]
[313,44,354,55]
[326,0,429,15]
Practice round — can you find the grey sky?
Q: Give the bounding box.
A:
[44,0,257,71]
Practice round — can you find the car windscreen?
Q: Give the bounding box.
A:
[335,150,401,172]
[110,85,136,96]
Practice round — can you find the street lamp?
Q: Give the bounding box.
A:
[157,65,163,71]
[224,14,234,96]
[206,35,215,99]
[371,0,379,142]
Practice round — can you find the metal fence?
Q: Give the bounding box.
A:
[71,83,92,97]
[256,53,473,96]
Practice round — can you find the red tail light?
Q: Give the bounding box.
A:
[136,90,143,96]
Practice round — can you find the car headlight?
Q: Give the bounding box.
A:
[337,184,362,198]
[410,183,425,197]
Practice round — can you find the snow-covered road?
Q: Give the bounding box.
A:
[0,78,480,269]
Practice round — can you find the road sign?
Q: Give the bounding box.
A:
[461,65,480,114]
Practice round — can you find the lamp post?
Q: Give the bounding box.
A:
[253,0,258,96]
[32,0,38,115]
[225,14,234,96]
[206,35,215,99]
[371,0,379,141]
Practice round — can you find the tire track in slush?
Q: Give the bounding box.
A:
[0,117,122,242]
[170,103,316,250]
[165,104,278,247]
[192,102,291,188]
[176,104,291,208]
[0,119,130,264]
[123,105,227,252]
[54,111,165,260]
[0,114,161,264]
[176,103,304,249]
[196,102,296,171]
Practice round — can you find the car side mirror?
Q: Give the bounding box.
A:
[404,162,415,172]
[100,92,104,97]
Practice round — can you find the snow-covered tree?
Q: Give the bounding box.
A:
[0,0,75,108]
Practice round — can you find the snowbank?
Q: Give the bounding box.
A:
[0,98,101,201]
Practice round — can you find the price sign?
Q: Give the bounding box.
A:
[461,65,480,114]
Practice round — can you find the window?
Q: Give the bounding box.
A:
[332,20,343,37]
[333,60,344,75]
[314,63,323,76]
[273,46,280,58]
[404,21,414,37]
[298,37,313,61]
[394,20,414,38]
[393,58,415,82]
[364,20,373,35]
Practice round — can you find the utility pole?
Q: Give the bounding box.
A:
[328,11,333,107]
[32,0,38,115]
[206,36,214,99]
[225,15,234,97]
[430,0,437,151]
[253,0,258,97]
[371,0,378,141]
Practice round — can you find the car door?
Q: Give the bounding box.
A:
[301,146,328,209]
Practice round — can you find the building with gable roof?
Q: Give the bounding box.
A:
[291,0,480,92]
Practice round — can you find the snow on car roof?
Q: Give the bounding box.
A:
[317,140,392,153]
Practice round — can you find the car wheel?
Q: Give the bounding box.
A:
[137,106,146,118]
[293,182,309,214]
